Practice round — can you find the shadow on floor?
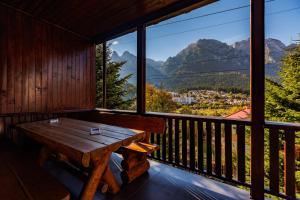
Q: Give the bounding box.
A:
[44,154,250,200]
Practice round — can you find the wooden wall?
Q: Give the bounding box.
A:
[0,5,96,115]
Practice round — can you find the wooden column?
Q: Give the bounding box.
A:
[102,42,107,108]
[250,0,265,199]
[137,25,146,114]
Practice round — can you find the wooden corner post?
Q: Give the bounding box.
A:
[250,0,265,199]
[137,25,146,114]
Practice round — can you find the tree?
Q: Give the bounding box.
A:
[95,44,135,110]
[146,84,177,113]
[265,44,300,122]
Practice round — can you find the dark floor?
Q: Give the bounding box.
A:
[44,154,250,200]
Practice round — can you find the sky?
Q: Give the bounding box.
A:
[109,0,300,61]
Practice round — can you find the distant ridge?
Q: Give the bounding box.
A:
[111,38,295,91]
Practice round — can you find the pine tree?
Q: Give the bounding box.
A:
[95,44,134,109]
[265,44,300,122]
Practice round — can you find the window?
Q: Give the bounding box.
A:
[265,0,300,123]
[146,0,250,118]
[96,31,137,111]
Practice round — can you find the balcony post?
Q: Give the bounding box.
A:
[250,0,265,199]
[137,25,146,114]
[102,42,107,108]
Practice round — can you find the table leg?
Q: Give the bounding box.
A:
[37,146,51,167]
[79,152,111,200]
[102,165,120,194]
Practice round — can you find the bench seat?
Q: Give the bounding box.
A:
[123,142,159,155]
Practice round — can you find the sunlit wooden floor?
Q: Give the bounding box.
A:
[45,154,250,200]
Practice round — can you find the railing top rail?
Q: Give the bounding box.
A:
[264,121,300,131]
[94,109,300,131]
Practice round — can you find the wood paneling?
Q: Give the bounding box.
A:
[0,5,95,115]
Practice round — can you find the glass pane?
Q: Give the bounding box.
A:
[265,0,300,123]
[146,0,250,118]
[105,31,137,111]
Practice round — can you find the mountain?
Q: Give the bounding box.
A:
[111,51,165,85]
[111,38,295,92]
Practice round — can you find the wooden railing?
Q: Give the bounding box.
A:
[145,112,300,199]
[264,121,300,199]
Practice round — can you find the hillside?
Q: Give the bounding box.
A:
[111,38,293,92]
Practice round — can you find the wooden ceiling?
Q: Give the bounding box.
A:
[0,0,213,41]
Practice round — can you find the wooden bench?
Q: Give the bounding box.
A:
[70,111,166,183]
[0,144,70,200]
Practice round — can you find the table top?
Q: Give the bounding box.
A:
[16,118,145,167]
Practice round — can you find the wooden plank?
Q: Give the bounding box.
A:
[66,35,73,109]
[197,120,203,172]
[36,121,122,146]
[75,39,81,108]
[57,30,64,110]
[206,121,212,175]
[28,17,36,112]
[19,123,105,152]
[85,44,91,108]
[90,44,96,108]
[52,28,58,111]
[47,25,53,112]
[189,120,195,170]
[214,122,221,176]
[62,118,142,136]
[284,130,295,199]
[0,6,8,114]
[168,118,173,163]
[225,123,232,179]
[80,42,85,108]
[14,11,23,113]
[237,124,245,183]
[269,128,279,194]
[175,118,179,165]
[59,120,135,139]
[6,9,15,113]
[35,21,43,113]
[182,119,187,167]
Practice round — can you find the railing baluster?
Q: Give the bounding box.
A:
[198,120,204,172]
[237,124,245,183]
[175,119,180,165]
[168,118,173,163]
[162,124,166,161]
[269,128,279,194]
[215,122,221,176]
[156,133,161,159]
[182,119,187,167]
[284,130,295,199]
[189,120,195,170]
[206,121,212,175]
[150,132,155,157]
[225,123,232,179]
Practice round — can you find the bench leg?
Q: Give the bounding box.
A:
[79,152,111,200]
[121,150,150,184]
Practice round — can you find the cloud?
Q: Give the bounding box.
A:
[112,41,119,45]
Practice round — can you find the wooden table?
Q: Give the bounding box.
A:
[16,118,145,200]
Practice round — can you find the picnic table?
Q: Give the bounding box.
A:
[16,118,145,200]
